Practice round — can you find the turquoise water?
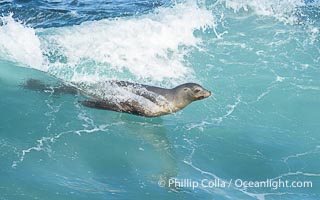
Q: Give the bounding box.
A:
[0,0,320,199]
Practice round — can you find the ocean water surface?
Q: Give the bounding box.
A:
[0,0,319,199]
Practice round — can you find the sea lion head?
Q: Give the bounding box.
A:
[172,83,211,109]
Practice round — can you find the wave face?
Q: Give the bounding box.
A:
[0,0,320,200]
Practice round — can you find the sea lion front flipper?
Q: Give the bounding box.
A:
[79,100,147,116]
[79,100,118,111]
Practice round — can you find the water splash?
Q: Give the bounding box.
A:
[0,2,216,86]
[0,14,45,70]
[222,0,306,24]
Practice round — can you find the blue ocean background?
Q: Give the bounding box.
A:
[0,0,319,199]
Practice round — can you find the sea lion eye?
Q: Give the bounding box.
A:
[194,89,201,93]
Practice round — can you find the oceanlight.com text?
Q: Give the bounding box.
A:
[158,178,313,190]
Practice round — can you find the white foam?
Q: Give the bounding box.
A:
[223,0,305,24]
[276,76,285,82]
[39,2,215,83]
[0,2,216,85]
[0,15,46,71]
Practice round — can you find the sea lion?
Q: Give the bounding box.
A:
[23,79,211,117]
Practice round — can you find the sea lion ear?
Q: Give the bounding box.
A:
[184,87,189,91]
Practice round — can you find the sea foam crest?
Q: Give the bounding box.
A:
[0,15,45,71]
[0,2,215,84]
[40,2,215,83]
[223,0,306,23]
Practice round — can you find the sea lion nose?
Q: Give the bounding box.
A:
[207,90,212,97]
